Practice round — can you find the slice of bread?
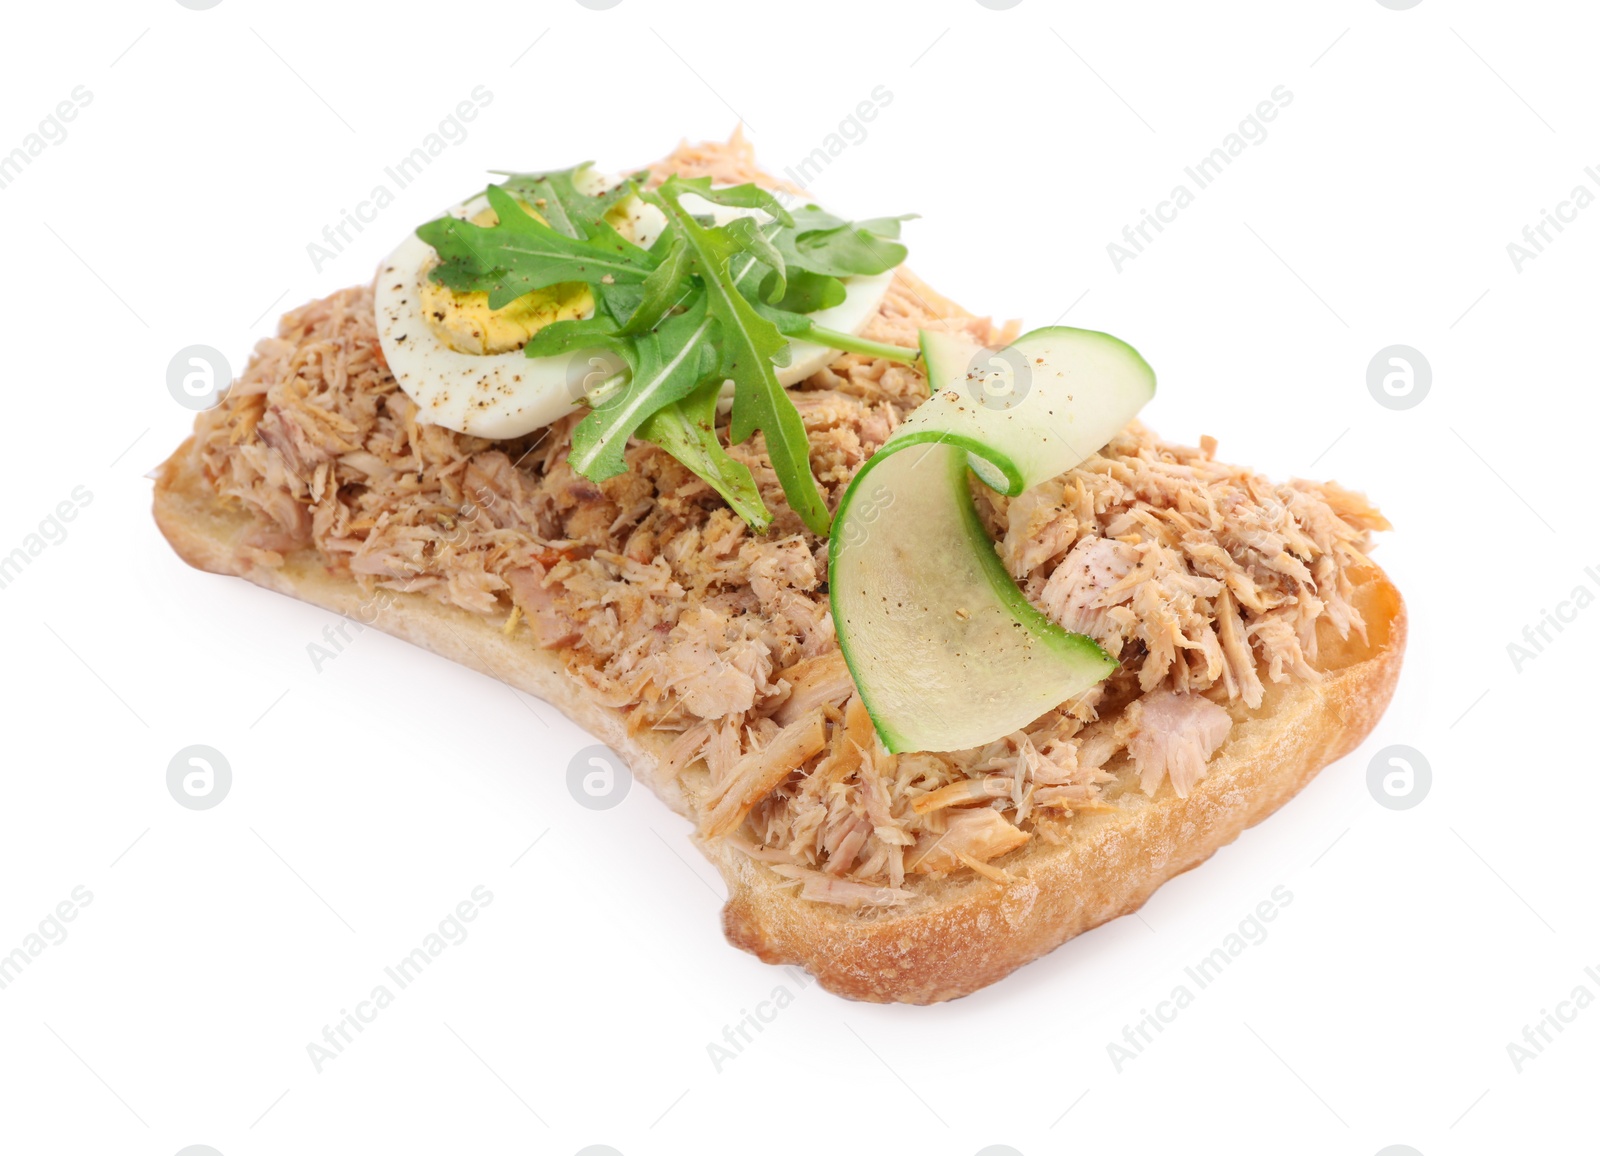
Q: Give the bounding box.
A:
[154,436,1405,1003]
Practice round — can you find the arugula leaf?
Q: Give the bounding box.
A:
[638,381,771,534]
[669,177,795,227]
[594,281,646,327]
[795,323,922,366]
[854,215,911,239]
[788,204,912,240]
[735,281,813,337]
[411,168,923,535]
[618,228,696,336]
[782,226,907,278]
[493,173,582,239]
[418,185,657,309]
[568,291,718,480]
[521,313,624,359]
[651,176,832,537]
[725,221,808,345]
[759,268,846,315]
[787,204,846,233]
[778,205,914,278]
[493,163,639,238]
[722,216,787,304]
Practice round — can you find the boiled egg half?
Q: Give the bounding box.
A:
[375,175,895,440]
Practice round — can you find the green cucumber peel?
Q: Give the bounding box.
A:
[828,324,1156,754]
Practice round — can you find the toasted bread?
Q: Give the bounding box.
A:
[154,435,1404,1002]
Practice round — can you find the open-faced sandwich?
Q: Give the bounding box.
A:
[153,133,1405,1003]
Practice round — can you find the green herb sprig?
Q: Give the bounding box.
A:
[414,165,918,537]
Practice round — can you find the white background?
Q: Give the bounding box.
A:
[0,1,1594,1154]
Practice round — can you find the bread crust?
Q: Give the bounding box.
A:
[719,575,1404,1001]
[155,409,1405,1005]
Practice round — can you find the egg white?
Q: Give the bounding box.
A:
[375,182,895,441]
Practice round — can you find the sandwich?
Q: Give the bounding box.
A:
[153,132,1405,1003]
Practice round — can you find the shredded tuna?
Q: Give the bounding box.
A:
[912,777,1010,815]
[771,651,855,726]
[505,563,580,649]
[1125,691,1234,797]
[700,709,827,838]
[907,809,1030,874]
[766,862,914,908]
[1039,536,1138,647]
[189,133,1387,903]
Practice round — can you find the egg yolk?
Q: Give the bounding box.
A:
[421,200,595,356]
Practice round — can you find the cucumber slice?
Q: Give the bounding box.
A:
[829,326,1156,754]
